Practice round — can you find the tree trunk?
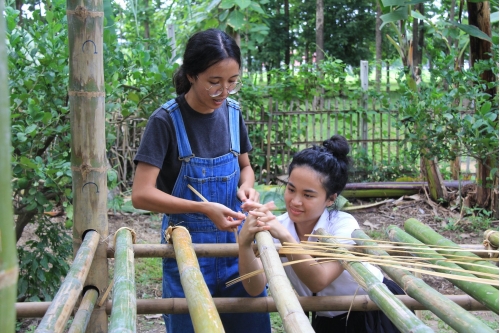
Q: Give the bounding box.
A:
[375,1,382,92]
[315,0,324,64]
[144,0,150,40]
[284,0,290,68]
[66,1,109,331]
[0,0,18,330]
[467,1,497,216]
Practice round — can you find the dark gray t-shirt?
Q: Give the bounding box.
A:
[134,94,252,194]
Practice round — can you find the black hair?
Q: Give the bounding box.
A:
[288,135,351,201]
[173,29,242,95]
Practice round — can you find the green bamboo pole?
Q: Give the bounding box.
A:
[404,218,499,276]
[16,294,488,318]
[316,228,433,333]
[0,0,18,331]
[387,225,499,314]
[109,228,136,333]
[171,227,224,333]
[35,230,100,333]
[255,231,314,333]
[67,288,99,333]
[352,229,495,333]
[484,229,499,248]
[66,0,109,330]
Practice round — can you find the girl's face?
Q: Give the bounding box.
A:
[284,166,335,228]
[186,58,240,114]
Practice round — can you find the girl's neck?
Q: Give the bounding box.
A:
[294,221,317,242]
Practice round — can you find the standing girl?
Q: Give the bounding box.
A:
[132,29,271,333]
[239,135,404,333]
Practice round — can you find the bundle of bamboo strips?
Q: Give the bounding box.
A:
[352,229,496,333]
[109,228,136,333]
[314,228,433,333]
[169,226,224,333]
[254,231,314,333]
[67,288,99,333]
[404,218,499,277]
[35,230,100,333]
[387,225,499,314]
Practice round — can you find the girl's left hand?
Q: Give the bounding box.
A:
[237,186,259,204]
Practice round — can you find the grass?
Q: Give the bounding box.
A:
[421,310,499,332]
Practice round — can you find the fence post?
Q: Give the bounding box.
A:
[360,60,369,153]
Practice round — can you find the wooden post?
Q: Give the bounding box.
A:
[66,1,109,331]
[360,60,368,152]
[0,1,18,331]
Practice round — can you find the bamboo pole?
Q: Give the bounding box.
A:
[255,231,314,333]
[352,229,495,333]
[16,294,488,318]
[387,225,499,314]
[170,226,224,333]
[35,230,100,333]
[316,228,433,333]
[107,243,491,258]
[0,2,18,331]
[404,218,499,276]
[484,230,499,248]
[66,0,109,331]
[67,288,99,333]
[109,229,136,333]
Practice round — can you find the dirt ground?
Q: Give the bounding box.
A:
[17,194,499,332]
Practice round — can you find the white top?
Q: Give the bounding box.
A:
[273,209,384,318]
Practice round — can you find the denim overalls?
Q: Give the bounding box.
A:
[160,98,271,333]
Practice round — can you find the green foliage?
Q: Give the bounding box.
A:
[442,206,498,233]
[17,217,72,302]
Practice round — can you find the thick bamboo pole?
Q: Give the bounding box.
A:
[170,227,224,332]
[67,289,99,333]
[255,231,314,333]
[339,181,473,198]
[0,1,18,331]
[352,229,495,333]
[66,0,108,331]
[404,218,499,276]
[107,243,491,258]
[387,225,499,314]
[316,228,433,333]
[35,231,100,333]
[108,229,136,333]
[16,294,487,318]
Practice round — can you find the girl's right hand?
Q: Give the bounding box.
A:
[202,202,245,231]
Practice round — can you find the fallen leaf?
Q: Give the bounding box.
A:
[363,221,380,230]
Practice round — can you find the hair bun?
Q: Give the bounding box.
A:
[322,135,350,158]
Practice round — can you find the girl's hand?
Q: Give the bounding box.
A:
[201,202,245,231]
[237,186,259,203]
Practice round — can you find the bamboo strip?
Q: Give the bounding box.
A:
[352,229,496,333]
[67,289,99,333]
[16,294,488,318]
[109,228,136,333]
[35,231,100,333]
[387,225,499,314]
[316,228,433,333]
[255,231,314,333]
[170,226,224,332]
[404,218,499,276]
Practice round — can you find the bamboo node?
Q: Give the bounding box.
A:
[164,225,190,244]
[112,227,137,250]
[482,230,499,258]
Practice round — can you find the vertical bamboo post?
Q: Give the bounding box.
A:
[67,289,99,333]
[0,2,18,331]
[316,228,433,333]
[360,60,368,152]
[109,229,136,333]
[66,1,109,331]
[171,227,224,332]
[35,231,100,333]
[352,229,496,333]
[255,231,314,333]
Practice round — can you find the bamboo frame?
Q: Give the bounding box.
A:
[387,225,499,314]
[0,1,17,330]
[16,294,487,318]
[405,218,499,276]
[170,226,224,332]
[67,288,99,333]
[254,231,314,333]
[315,228,434,333]
[352,229,495,333]
[109,228,136,333]
[35,230,100,333]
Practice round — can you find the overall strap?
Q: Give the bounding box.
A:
[161,99,195,162]
[226,98,241,156]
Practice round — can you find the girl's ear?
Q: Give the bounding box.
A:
[327,193,337,207]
